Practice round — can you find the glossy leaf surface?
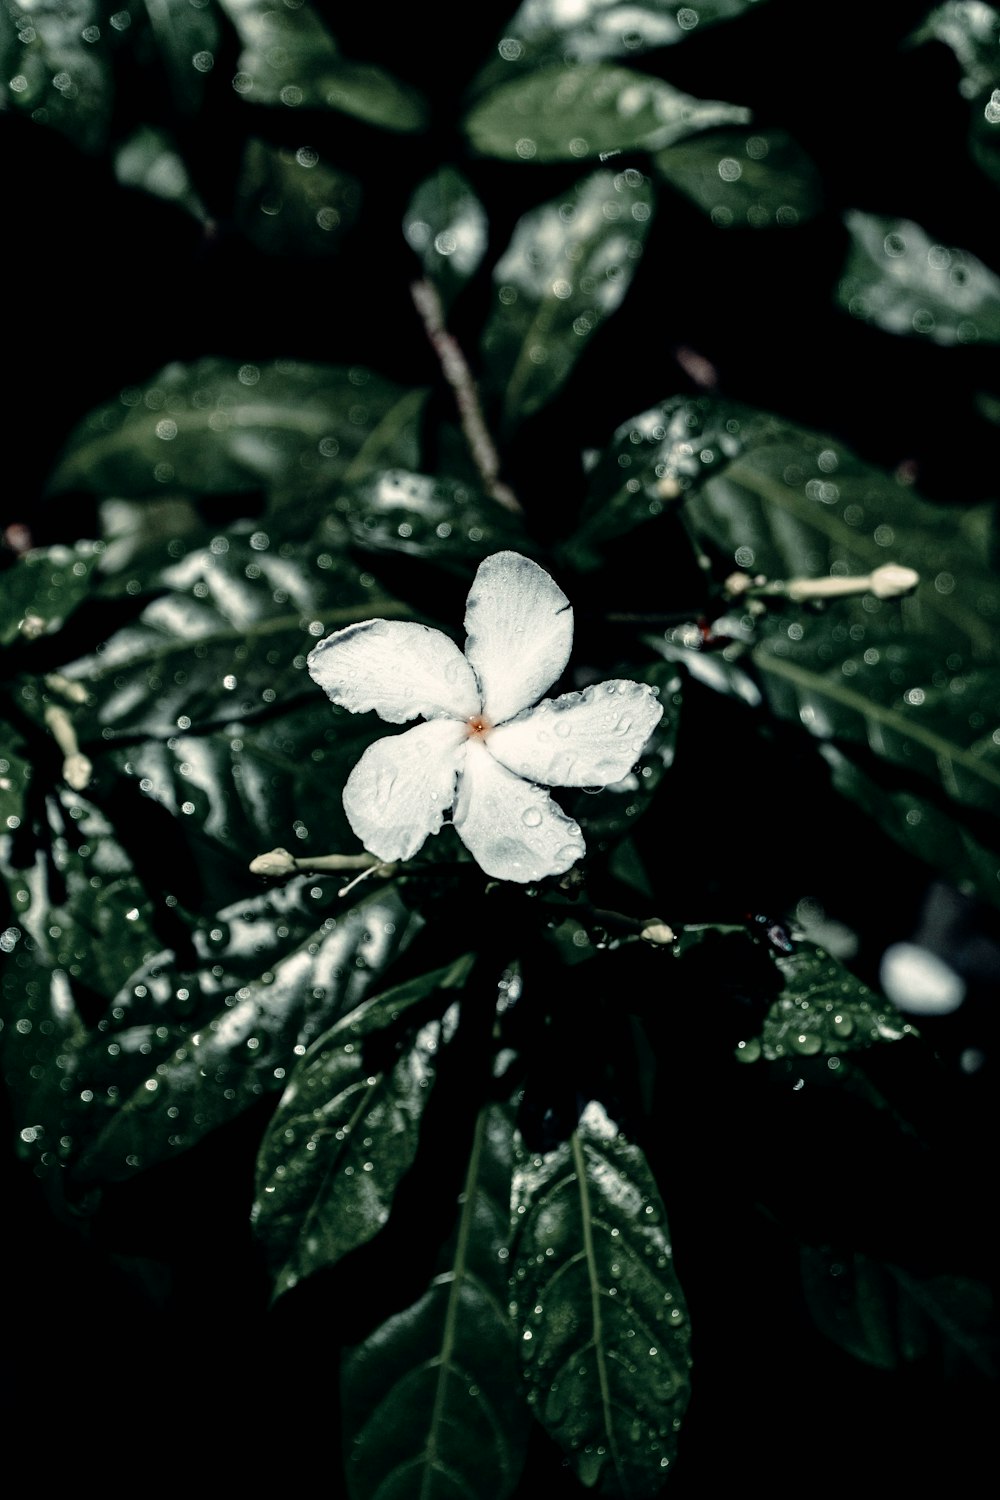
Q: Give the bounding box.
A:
[342,1102,528,1500]
[481,169,654,427]
[655,126,822,228]
[511,1101,691,1496]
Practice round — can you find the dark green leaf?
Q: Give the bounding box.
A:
[481,168,655,428]
[339,469,529,572]
[404,168,489,312]
[114,126,208,222]
[913,2,1000,186]
[72,884,421,1184]
[735,941,910,1065]
[838,211,1000,344]
[342,1102,529,1500]
[655,126,822,228]
[217,0,426,130]
[0,743,31,829]
[134,0,219,115]
[48,359,428,504]
[801,1246,997,1376]
[0,0,112,151]
[562,393,770,568]
[464,61,748,162]
[253,958,470,1298]
[0,542,102,646]
[236,139,362,256]
[511,1101,691,1496]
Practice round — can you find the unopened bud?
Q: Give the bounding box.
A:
[19,614,45,640]
[785,563,920,602]
[641,919,675,947]
[250,847,298,877]
[868,563,920,598]
[63,753,92,791]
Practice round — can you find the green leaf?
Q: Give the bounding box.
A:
[655,126,822,228]
[217,0,427,130]
[464,61,749,163]
[236,139,362,256]
[404,167,489,312]
[481,168,655,428]
[0,743,31,830]
[339,469,529,573]
[48,359,428,504]
[342,1102,529,1500]
[801,1246,997,1376]
[0,0,112,151]
[0,542,102,647]
[134,0,220,115]
[511,1101,691,1496]
[72,884,422,1184]
[820,744,1000,908]
[838,211,1000,344]
[913,2,1000,186]
[735,941,910,1065]
[114,126,208,221]
[562,393,771,568]
[252,959,470,1299]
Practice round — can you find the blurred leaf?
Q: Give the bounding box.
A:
[134,0,220,115]
[464,61,749,162]
[0,743,31,829]
[481,168,655,428]
[0,0,112,151]
[562,393,771,568]
[252,958,470,1299]
[511,1100,691,1495]
[821,744,1000,908]
[236,139,361,255]
[655,126,822,228]
[114,125,208,222]
[71,884,421,1184]
[913,1,1000,185]
[801,1246,997,1376]
[480,0,772,85]
[338,469,529,572]
[217,0,426,130]
[838,210,1000,344]
[403,167,489,312]
[342,1101,529,1500]
[735,941,909,1064]
[48,359,428,505]
[0,542,102,646]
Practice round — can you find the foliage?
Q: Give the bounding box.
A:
[3,2,996,1494]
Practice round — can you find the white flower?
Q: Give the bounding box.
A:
[307,551,662,883]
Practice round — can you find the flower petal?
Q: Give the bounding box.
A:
[464,552,573,725]
[308,620,480,724]
[487,680,663,787]
[453,740,584,882]
[343,720,468,861]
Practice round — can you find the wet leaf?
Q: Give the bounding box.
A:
[339,469,529,572]
[404,167,489,312]
[562,393,771,568]
[735,941,909,1065]
[0,0,112,151]
[72,885,420,1184]
[342,1101,529,1500]
[48,359,428,504]
[236,139,361,256]
[217,0,426,130]
[464,61,749,162]
[913,1,1000,186]
[838,211,1000,344]
[511,1100,691,1496]
[0,743,31,829]
[801,1246,997,1375]
[481,168,655,428]
[655,126,822,229]
[252,959,470,1299]
[114,125,208,222]
[133,0,219,115]
[0,542,102,647]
